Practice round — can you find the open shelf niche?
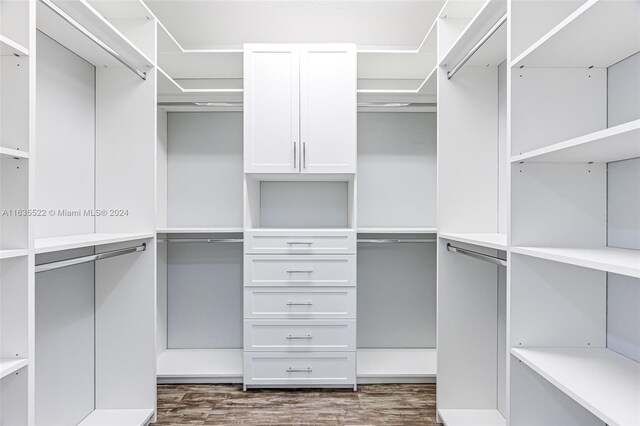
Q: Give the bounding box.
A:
[508,1,639,423]
[156,107,245,382]
[33,1,157,423]
[0,0,33,424]
[436,0,508,422]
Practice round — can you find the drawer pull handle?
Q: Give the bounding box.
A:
[286,301,313,306]
[286,242,314,245]
[286,334,313,340]
[286,367,313,373]
[286,270,314,274]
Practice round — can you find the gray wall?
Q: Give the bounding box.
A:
[606,52,640,363]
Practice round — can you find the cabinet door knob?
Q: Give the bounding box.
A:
[286,270,314,274]
[286,301,313,306]
[302,142,306,169]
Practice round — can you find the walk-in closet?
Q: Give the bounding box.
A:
[0,0,637,424]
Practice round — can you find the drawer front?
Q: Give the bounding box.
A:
[243,352,356,386]
[245,230,356,254]
[244,320,356,351]
[244,255,356,287]
[244,287,356,319]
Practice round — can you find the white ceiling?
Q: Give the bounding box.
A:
[144,0,445,50]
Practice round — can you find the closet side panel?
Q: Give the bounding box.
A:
[35,250,95,425]
[606,53,640,363]
[607,159,640,362]
[607,52,640,127]
[34,32,95,238]
[357,112,436,228]
[95,67,156,233]
[167,112,243,228]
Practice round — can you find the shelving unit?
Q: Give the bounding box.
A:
[0,358,28,379]
[0,147,29,159]
[436,0,508,421]
[438,233,506,251]
[31,0,158,423]
[0,33,29,56]
[157,349,243,383]
[511,246,640,278]
[35,233,154,254]
[439,409,506,426]
[509,0,639,424]
[357,349,437,382]
[511,348,640,426]
[77,409,155,426]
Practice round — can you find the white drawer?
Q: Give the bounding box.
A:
[245,230,356,254]
[244,287,356,319]
[243,352,356,387]
[244,320,356,351]
[244,255,356,287]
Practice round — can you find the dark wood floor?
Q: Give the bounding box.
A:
[153,384,438,425]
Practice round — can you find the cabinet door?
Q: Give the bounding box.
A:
[244,45,300,173]
[300,45,357,174]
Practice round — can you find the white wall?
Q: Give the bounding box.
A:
[35,32,95,238]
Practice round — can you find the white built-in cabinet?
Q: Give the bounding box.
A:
[244,44,356,174]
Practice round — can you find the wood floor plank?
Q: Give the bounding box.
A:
[153,384,438,425]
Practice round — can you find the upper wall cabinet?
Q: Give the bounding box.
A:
[244,44,357,174]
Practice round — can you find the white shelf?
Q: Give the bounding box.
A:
[512,119,640,163]
[0,359,28,379]
[87,0,155,21]
[157,227,243,234]
[439,409,506,426]
[357,227,437,234]
[35,233,154,254]
[0,249,29,260]
[511,246,640,278]
[512,348,640,426]
[512,0,640,68]
[0,34,29,56]
[439,0,507,68]
[157,349,243,378]
[439,233,507,250]
[357,349,436,378]
[0,147,29,160]
[78,409,154,426]
[36,0,153,71]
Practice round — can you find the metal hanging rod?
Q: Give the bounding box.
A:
[447,12,507,80]
[39,0,147,80]
[35,243,146,273]
[158,238,243,244]
[446,243,506,267]
[358,239,436,244]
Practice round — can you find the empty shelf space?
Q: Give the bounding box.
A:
[35,233,154,254]
[439,233,507,250]
[511,119,640,163]
[512,0,640,68]
[78,409,154,426]
[357,227,437,234]
[0,147,29,159]
[357,349,436,378]
[0,358,28,379]
[511,347,640,426]
[511,246,640,278]
[439,0,507,68]
[157,349,243,379]
[438,409,506,426]
[157,227,244,234]
[0,249,28,260]
[0,34,29,56]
